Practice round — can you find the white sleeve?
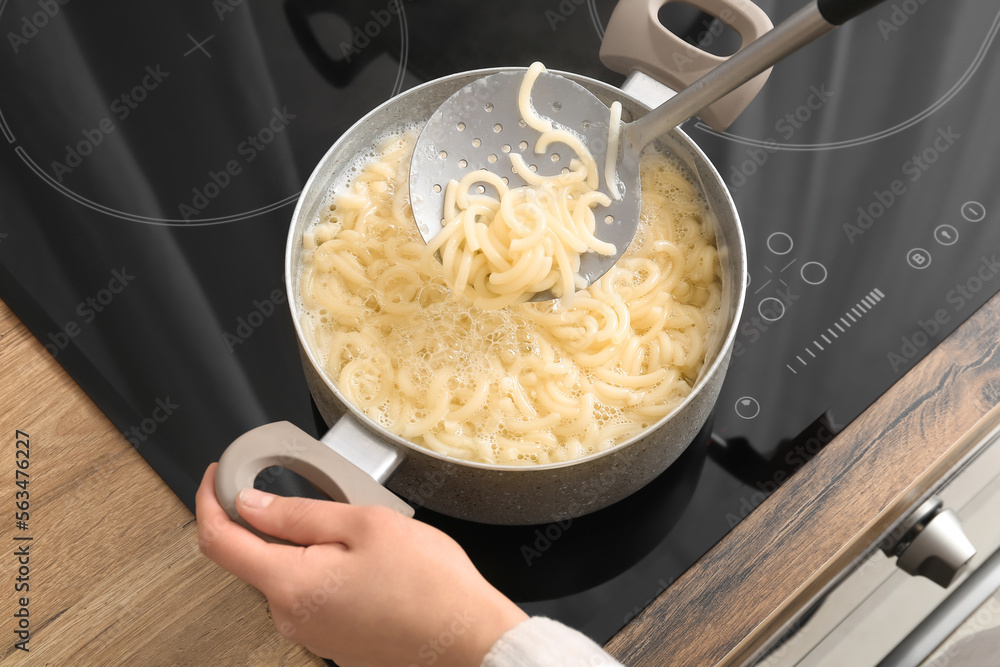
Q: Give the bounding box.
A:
[481,617,624,667]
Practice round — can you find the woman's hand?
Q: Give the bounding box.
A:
[196,463,527,666]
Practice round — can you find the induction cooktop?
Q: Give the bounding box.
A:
[1,0,999,648]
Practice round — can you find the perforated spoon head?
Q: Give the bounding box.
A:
[409,68,641,302]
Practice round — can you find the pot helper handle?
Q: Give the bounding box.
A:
[601,0,774,131]
[602,0,886,130]
[215,421,414,544]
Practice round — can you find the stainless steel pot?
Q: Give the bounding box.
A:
[216,0,770,527]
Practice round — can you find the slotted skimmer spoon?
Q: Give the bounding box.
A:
[410,0,884,301]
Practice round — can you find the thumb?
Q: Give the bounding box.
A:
[236,488,363,547]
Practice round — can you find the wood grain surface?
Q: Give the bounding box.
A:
[605,293,1000,666]
[0,299,325,666]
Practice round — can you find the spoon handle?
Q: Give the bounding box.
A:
[628,0,883,149]
[818,0,887,25]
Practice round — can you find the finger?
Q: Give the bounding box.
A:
[195,464,304,592]
[235,488,378,547]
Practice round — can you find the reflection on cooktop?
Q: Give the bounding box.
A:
[419,421,710,603]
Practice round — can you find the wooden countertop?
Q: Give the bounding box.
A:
[0,299,324,666]
[1,291,998,666]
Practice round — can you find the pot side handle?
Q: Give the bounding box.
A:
[600,0,774,131]
[215,421,414,543]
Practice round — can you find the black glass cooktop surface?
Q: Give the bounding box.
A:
[2,0,999,647]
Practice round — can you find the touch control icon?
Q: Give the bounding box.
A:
[961,201,986,223]
[758,297,786,322]
[934,225,958,246]
[766,232,794,255]
[907,248,932,270]
[735,396,760,420]
[800,261,828,285]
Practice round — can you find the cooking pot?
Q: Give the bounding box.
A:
[215,0,770,526]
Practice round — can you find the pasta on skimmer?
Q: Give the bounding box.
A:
[427,62,624,307]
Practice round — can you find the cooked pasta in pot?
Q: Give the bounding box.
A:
[298,126,722,466]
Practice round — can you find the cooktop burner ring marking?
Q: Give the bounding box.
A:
[690,7,1000,152]
[0,0,411,226]
[14,147,302,225]
[0,105,12,144]
[392,1,409,98]
[586,0,605,40]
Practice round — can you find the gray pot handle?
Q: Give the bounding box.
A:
[600,0,774,130]
[215,421,414,543]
